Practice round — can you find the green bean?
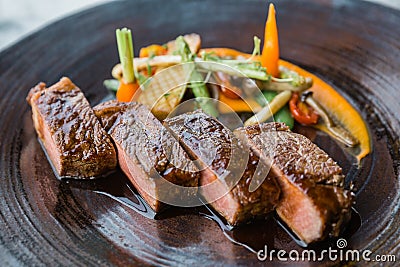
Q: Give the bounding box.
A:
[263,91,294,129]
[246,90,294,128]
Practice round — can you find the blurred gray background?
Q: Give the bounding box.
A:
[0,0,399,51]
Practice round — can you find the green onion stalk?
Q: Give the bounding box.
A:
[116,28,135,84]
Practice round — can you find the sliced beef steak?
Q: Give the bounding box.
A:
[235,123,353,244]
[26,77,117,179]
[94,101,199,212]
[93,100,130,132]
[164,110,280,226]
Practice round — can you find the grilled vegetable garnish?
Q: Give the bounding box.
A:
[289,92,319,125]
[115,28,139,102]
[261,3,280,77]
[264,66,313,92]
[279,59,369,162]
[302,92,358,147]
[138,64,190,120]
[199,37,270,82]
[174,36,219,117]
[244,90,292,126]
[105,15,370,162]
[139,44,167,58]
[260,90,294,129]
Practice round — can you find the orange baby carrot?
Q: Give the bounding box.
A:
[261,3,280,77]
[116,82,139,102]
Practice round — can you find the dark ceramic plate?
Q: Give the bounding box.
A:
[0,0,399,266]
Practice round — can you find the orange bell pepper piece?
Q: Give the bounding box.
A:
[139,44,167,58]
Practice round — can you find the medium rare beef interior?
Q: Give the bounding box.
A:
[26,77,117,179]
[94,100,200,212]
[235,123,353,244]
[164,110,280,226]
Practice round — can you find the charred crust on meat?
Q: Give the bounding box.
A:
[165,110,281,226]
[27,77,117,179]
[235,122,353,243]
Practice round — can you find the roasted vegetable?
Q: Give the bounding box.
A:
[199,37,271,81]
[262,66,313,92]
[139,44,167,58]
[280,59,368,161]
[111,55,182,80]
[175,36,218,117]
[115,28,139,102]
[137,64,189,120]
[302,92,358,147]
[261,3,280,77]
[244,90,292,126]
[260,90,294,129]
[289,92,319,125]
[213,72,242,99]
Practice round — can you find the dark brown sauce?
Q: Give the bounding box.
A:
[66,165,361,254]
[66,171,157,219]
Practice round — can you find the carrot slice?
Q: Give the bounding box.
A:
[261,3,280,77]
[116,82,139,102]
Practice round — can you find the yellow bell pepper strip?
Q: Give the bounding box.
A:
[218,93,262,114]
[115,28,139,102]
[261,3,280,77]
[279,59,371,162]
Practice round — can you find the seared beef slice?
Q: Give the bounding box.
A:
[165,111,280,225]
[94,101,199,212]
[235,123,353,243]
[92,100,130,132]
[26,77,117,178]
